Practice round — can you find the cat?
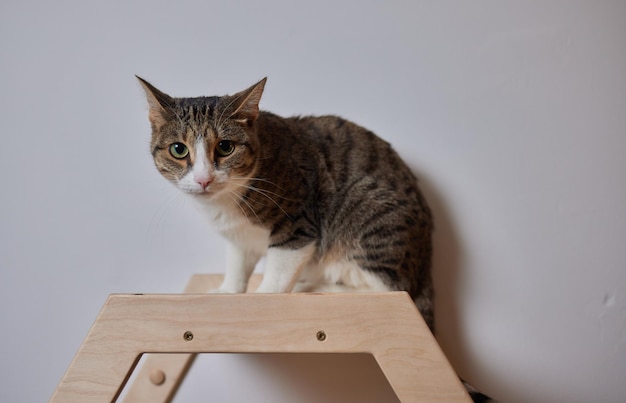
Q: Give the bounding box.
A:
[138,76,496,402]
[137,75,435,330]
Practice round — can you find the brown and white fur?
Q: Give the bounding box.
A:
[138,76,497,401]
[139,76,434,330]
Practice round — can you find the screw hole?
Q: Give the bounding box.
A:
[183,331,194,341]
[316,330,327,342]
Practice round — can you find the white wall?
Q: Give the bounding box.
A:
[1,1,625,402]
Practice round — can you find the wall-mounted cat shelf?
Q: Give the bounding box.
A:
[51,274,471,402]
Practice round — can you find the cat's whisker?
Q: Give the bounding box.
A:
[247,176,290,194]
[146,191,186,242]
[226,180,294,220]
[246,188,294,217]
[225,189,263,224]
[229,176,294,201]
[251,186,295,203]
[223,191,249,219]
[230,174,293,197]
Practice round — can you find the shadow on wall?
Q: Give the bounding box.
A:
[411,168,474,380]
[243,353,400,403]
[173,353,400,402]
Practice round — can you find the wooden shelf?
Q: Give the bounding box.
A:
[51,274,470,402]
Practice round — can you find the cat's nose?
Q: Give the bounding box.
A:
[196,177,212,190]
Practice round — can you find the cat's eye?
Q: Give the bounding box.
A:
[216,140,235,157]
[169,142,189,159]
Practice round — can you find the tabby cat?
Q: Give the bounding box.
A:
[137,76,434,329]
[138,77,497,401]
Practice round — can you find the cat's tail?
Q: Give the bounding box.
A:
[462,379,496,402]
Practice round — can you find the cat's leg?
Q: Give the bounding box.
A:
[213,242,261,293]
[256,243,316,293]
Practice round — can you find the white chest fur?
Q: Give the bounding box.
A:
[191,195,270,256]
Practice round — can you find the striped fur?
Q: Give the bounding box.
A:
[138,76,435,330]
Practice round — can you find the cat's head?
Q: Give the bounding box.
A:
[137,76,266,199]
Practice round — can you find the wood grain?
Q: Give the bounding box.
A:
[51,274,469,402]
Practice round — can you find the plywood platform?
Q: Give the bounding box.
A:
[51,274,470,402]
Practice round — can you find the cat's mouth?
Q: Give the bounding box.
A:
[186,183,229,199]
[177,182,219,198]
[188,187,217,198]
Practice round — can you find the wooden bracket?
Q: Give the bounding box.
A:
[51,274,470,402]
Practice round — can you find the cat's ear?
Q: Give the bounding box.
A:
[228,77,267,124]
[136,76,175,129]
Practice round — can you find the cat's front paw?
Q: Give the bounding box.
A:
[207,287,233,294]
[207,288,222,293]
[207,285,247,294]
